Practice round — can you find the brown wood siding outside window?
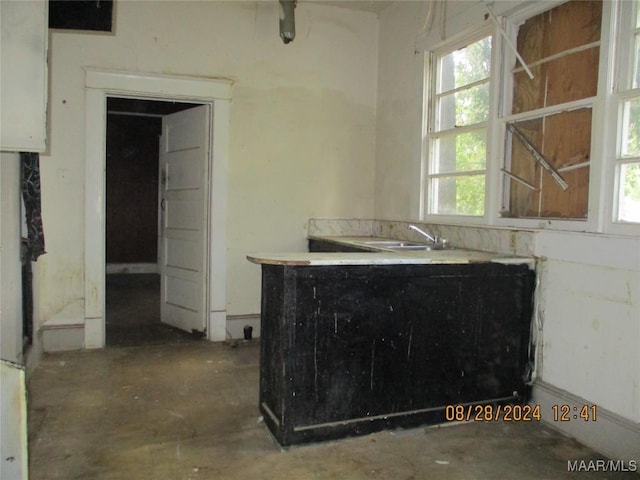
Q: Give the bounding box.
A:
[506,0,601,219]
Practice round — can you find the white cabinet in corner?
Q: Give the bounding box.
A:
[0,360,28,480]
[0,0,48,153]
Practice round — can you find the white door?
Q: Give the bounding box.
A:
[159,105,210,334]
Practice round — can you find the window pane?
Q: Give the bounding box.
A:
[618,163,640,222]
[437,82,490,130]
[634,34,640,89]
[439,36,491,93]
[622,97,640,157]
[428,33,491,216]
[434,130,486,174]
[432,174,485,216]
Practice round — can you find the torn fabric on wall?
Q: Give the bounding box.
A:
[20,152,46,261]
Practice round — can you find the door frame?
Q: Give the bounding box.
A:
[84,69,232,347]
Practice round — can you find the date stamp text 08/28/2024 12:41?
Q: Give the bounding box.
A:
[444,404,597,423]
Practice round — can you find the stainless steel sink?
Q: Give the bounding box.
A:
[388,244,450,251]
[388,245,431,251]
[363,240,424,248]
[363,240,448,251]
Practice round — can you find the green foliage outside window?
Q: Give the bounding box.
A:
[438,36,490,216]
[623,163,640,202]
[622,99,640,221]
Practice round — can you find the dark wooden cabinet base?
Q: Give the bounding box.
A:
[259,262,535,446]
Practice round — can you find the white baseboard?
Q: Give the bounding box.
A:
[225,314,260,340]
[41,300,85,352]
[106,263,158,274]
[531,380,640,462]
[42,326,84,352]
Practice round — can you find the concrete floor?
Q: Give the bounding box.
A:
[106,274,199,347]
[27,341,638,480]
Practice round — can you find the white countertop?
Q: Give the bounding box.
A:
[247,236,534,267]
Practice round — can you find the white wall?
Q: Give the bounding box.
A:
[375,0,493,221]
[535,232,640,422]
[374,0,425,220]
[39,0,378,329]
[0,152,23,364]
[376,0,639,460]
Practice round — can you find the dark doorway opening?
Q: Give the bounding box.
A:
[105,97,201,347]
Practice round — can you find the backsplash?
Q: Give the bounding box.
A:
[307,218,374,237]
[308,218,536,257]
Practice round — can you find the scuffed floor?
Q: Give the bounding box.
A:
[28,342,636,479]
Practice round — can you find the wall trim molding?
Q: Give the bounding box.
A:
[84,69,231,347]
[531,380,640,462]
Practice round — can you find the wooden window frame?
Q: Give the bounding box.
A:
[610,0,640,231]
[486,0,624,233]
[423,27,496,221]
[499,1,602,224]
[420,0,637,235]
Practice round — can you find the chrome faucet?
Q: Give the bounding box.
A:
[408,224,437,243]
[408,224,448,248]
